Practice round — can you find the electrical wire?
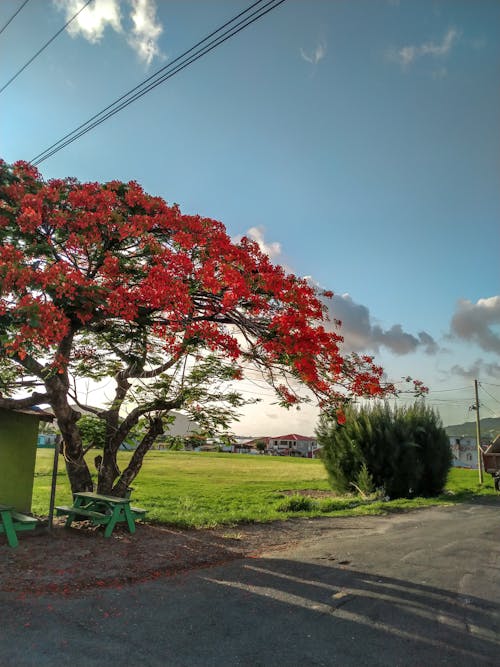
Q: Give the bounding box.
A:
[426,386,470,393]
[0,0,31,37]
[32,0,286,164]
[30,0,266,164]
[480,383,500,405]
[0,0,93,95]
[427,397,471,403]
[479,401,498,417]
[30,0,288,165]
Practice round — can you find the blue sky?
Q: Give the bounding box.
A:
[1,0,499,434]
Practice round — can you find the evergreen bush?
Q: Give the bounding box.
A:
[317,402,452,499]
[276,494,317,512]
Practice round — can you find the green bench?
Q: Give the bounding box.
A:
[56,491,147,538]
[55,505,110,523]
[0,504,39,548]
[130,506,147,520]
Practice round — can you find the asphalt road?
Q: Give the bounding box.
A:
[1,500,499,666]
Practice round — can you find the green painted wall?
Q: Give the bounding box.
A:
[0,408,39,512]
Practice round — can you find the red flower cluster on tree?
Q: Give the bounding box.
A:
[0,160,426,494]
[0,159,395,404]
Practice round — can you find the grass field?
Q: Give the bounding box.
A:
[32,449,498,528]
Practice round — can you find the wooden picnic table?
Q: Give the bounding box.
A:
[0,504,38,548]
[56,491,146,538]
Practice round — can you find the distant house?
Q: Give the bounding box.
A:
[148,411,201,449]
[163,411,200,439]
[450,437,477,468]
[37,432,58,448]
[449,436,490,469]
[235,434,319,458]
[268,434,318,458]
[231,437,259,454]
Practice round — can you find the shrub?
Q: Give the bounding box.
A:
[317,402,452,499]
[318,498,360,512]
[276,494,317,512]
[353,463,375,497]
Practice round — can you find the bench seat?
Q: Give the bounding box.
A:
[10,512,38,526]
[130,506,147,518]
[55,505,109,523]
[0,506,39,548]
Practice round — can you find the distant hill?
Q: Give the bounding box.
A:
[445,417,500,439]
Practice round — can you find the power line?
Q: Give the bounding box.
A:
[30,0,288,166]
[480,383,500,406]
[480,401,498,417]
[427,397,472,404]
[0,0,94,95]
[31,0,266,164]
[427,386,470,393]
[0,0,31,37]
[31,0,285,164]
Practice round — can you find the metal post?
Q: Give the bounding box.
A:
[474,379,483,484]
[47,436,61,531]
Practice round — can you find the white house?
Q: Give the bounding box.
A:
[450,437,479,469]
[164,411,199,438]
[268,433,318,458]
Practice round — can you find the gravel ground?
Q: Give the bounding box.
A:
[0,514,381,595]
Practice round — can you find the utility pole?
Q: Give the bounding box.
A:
[474,379,483,484]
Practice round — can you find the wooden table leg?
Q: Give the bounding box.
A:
[123,505,136,535]
[1,509,19,548]
[65,495,85,529]
[103,506,121,538]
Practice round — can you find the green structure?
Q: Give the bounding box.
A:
[0,407,52,512]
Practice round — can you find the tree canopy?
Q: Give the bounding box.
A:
[0,159,419,494]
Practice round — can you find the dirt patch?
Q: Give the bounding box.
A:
[0,514,378,596]
[280,489,340,498]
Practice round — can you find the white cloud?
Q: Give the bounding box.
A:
[300,40,327,65]
[127,0,163,66]
[390,27,460,68]
[235,226,282,260]
[54,0,122,43]
[236,227,438,357]
[450,296,500,354]
[420,28,458,57]
[324,292,439,356]
[53,0,163,65]
[450,359,500,381]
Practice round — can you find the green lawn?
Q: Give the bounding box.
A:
[32,449,498,528]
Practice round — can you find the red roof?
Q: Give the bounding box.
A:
[271,433,314,441]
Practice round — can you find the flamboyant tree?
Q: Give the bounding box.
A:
[0,160,424,495]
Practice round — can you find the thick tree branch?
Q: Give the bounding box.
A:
[111,416,164,496]
[69,391,103,417]
[0,392,49,410]
[12,353,45,378]
[130,354,182,379]
[111,395,184,450]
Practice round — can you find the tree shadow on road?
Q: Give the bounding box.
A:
[201,557,500,665]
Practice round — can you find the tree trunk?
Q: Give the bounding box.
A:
[58,418,93,494]
[96,447,122,496]
[111,417,164,497]
[47,381,93,493]
[63,450,94,494]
